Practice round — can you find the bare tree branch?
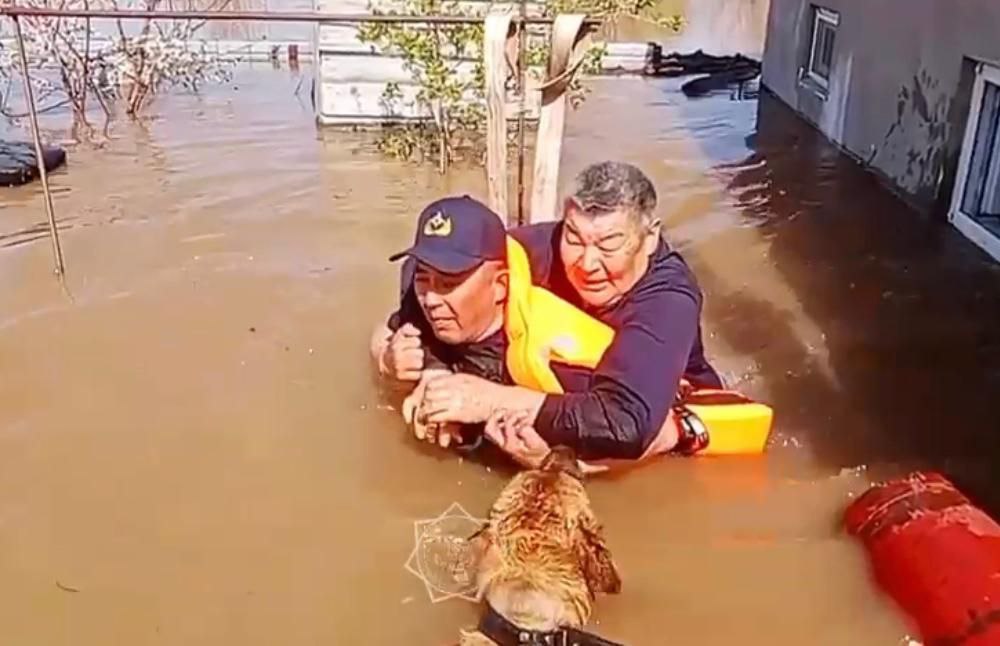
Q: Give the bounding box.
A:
[1,0,233,136]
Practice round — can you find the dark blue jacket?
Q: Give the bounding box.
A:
[510,222,722,459]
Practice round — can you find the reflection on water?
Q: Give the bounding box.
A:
[716,91,1000,514]
[0,68,930,644]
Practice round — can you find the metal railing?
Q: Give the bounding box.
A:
[0,6,597,24]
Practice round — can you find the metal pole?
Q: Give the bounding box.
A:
[515,0,527,226]
[0,6,600,25]
[13,15,66,277]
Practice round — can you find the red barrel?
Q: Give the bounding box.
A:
[844,472,1000,646]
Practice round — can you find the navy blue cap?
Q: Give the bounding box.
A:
[388,195,506,274]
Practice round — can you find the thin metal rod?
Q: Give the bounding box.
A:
[0,6,600,25]
[515,0,527,226]
[12,15,66,277]
[82,14,91,117]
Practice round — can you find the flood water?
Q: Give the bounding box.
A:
[6,60,996,644]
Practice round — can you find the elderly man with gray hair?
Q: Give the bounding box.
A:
[374,160,722,468]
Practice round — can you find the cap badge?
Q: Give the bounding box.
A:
[423,211,453,237]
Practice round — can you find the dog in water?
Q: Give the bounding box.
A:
[459,420,622,646]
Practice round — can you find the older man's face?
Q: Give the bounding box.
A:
[559,200,658,309]
[414,260,508,344]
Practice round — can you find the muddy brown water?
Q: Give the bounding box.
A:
[5,65,988,644]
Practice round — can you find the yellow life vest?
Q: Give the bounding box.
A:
[501,236,774,456]
[503,236,614,394]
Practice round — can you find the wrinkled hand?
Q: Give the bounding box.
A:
[485,409,610,475]
[484,408,551,469]
[420,373,499,425]
[382,323,424,381]
[401,369,463,448]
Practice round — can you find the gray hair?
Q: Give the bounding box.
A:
[568,161,658,228]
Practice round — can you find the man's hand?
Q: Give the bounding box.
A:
[484,408,550,469]
[420,373,500,425]
[485,408,610,475]
[401,369,463,448]
[381,323,424,382]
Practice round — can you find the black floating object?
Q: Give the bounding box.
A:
[0,141,67,188]
[644,48,761,80]
[681,63,761,97]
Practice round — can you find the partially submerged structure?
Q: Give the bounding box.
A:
[1,2,598,274]
[311,0,648,126]
[761,1,1000,262]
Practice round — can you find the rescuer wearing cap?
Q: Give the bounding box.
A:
[371,162,724,467]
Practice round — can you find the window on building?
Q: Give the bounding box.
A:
[951,62,1000,262]
[807,6,839,88]
[960,82,1000,221]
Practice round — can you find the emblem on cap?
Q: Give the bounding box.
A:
[423,211,453,237]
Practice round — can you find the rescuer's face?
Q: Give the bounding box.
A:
[414,260,508,344]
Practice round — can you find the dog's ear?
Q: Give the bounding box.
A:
[466,523,500,601]
[467,521,489,542]
[467,522,491,556]
[541,445,581,476]
[576,515,622,597]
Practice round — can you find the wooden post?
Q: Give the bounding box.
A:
[514,0,527,226]
[528,14,588,224]
[483,13,514,224]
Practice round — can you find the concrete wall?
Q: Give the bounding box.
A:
[761,0,1000,215]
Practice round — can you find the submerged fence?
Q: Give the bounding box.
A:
[0,4,601,279]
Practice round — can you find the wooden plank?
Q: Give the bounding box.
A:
[319,51,478,84]
[316,23,369,48]
[317,80,426,121]
[605,42,649,56]
[529,14,587,223]
[484,13,513,221]
[315,76,539,123]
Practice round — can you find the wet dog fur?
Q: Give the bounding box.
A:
[460,446,621,645]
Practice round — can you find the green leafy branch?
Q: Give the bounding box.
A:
[357,0,681,169]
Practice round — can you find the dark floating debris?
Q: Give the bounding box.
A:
[0,141,67,187]
[642,44,761,99]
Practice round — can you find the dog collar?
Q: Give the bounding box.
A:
[478,603,625,646]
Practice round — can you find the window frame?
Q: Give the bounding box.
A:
[949,61,1000,262]
[806,6,839,89]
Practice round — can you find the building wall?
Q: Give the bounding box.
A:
[761,0,1000,215]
